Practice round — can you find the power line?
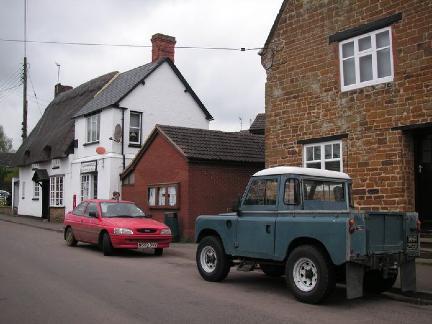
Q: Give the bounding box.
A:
[0,38,263,51]
[0,84,21,102]
[28,70,43,116]
[0,67,23,91]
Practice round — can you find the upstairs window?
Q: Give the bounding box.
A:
[340,27,393,91]
[129,111,142,145]
[304,141,342,172]
[86,114,100,143]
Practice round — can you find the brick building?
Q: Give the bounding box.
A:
[121,125,264,240]
[260,0,432,229]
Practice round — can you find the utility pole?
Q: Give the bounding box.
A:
[22,0,28,140]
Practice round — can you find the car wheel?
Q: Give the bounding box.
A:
[154,248,163,256]
[286,245,335,304]
[196,236,230,282]
[102,232,114,256]
[260,264,285,277]
[65,227,77,247]
[364,269,398,293]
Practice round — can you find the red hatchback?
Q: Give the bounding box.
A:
[64,200,172,256]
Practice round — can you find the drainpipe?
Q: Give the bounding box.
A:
[121,108,125,170]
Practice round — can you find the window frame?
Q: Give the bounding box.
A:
[86,114,100,144]
[339,26,394,92]
[80,173,98,201]
[242,177,279,208]
[148,183,179,209]
[303,140,343,172]
[50,175,64,207]
[284,178,300,205]
[33,181,40,200]
[129,111,142,146]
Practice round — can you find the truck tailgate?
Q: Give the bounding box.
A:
[365,212,404,254]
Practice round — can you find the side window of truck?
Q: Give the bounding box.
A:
[303,180,345,201]
[243,178,278,206]
[284,178,300,205]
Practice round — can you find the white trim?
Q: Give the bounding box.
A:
[339,26,394,92]
[129,111,142,145]
[85,114,100,143]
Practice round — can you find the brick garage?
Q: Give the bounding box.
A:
[121,125,264,240]
[261,0,432,227]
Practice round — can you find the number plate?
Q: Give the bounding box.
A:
[406,235,418,251]
[138,242,158,249]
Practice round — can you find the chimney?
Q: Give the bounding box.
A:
[151,33,176,63]
[54,83,73,97]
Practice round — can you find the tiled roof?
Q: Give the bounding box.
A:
[121,125,264,178]
[158,125,264,163]
[74,58,213,120]
[14,72,117,166]
[249,113,265,134]
[0,152,15,167]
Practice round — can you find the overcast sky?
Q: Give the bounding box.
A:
[0,0,281,150]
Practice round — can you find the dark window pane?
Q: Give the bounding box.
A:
[358,36,371,51]
[325,144,332,159]
[325,161,341,172]
[333,143,341,158]
[244,179,278,206]
[284,179,300,205]
[306,162,321,169]
[314,145,321,160]
[306,146,313,161]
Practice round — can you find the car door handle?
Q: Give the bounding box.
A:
[265,224,271,234]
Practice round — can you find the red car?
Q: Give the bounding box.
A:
[64,199,172,256]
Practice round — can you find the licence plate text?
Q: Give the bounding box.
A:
[138,242,158,249]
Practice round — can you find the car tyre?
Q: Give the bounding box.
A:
[154,248,163,256]
[65,227,77,247]
[260,264,285,277]
[102,232,114,256]
[364,269,398,293]
[286,245,335,304]
[196,236,230,282]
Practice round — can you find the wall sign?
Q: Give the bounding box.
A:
[80,161,97,173]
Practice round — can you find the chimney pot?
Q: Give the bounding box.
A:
[54,83,73,97]
[151,33,176,63]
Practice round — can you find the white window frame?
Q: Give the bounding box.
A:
[81,174,97,201]
[50,176,64,207]
[86,114,100,143]
[339,26,394,92]
[303,140,343,172]
[129,111,142,145]
[33,181,40,199]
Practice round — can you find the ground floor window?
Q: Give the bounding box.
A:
[304,141,342,172]
[50,176,64,206]
[148,184,178,208]
[33,181,40,199]
[81,173,98,201]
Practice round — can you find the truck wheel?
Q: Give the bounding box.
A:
[196,236,230,282]
[364,269,398,293]
[260,264,285,277]
[286,245,335,304]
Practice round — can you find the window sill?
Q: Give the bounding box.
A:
[83,141,99,147]
[341,78,393,93]
[50,206,65,208]
[149,206,179,210]
[128,143,142,148]
[32,198,39,201]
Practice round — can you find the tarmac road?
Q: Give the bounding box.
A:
[0,220,431,324]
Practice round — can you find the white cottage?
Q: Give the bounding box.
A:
[14,34,213,221]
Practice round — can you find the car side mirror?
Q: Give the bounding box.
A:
[232,196,243,216]
[89,211,97,218]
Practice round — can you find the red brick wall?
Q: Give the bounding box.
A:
[122,135,190,232]
[262,0,432,211]
[186,163,263,240]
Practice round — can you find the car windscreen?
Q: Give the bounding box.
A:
[100,202,145,218]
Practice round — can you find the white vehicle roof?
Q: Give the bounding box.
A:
[253,166,351,180]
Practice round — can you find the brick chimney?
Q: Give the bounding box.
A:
[54,83,73,97]
[151,33,176,63]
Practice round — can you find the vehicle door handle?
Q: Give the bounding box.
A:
[265,224,271,234]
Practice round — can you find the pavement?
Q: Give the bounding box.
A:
[1,213,431,306]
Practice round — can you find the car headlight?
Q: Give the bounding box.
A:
[113,228,134,235]
[160,228,171,235]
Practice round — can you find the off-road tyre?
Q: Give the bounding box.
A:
[286,245,336,304]
[196,236,230,282]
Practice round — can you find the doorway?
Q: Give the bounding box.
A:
[41,180,49,220]
[415,131,432,231]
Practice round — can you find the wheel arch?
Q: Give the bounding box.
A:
[196,228,222,243]
[286,237,334,265]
